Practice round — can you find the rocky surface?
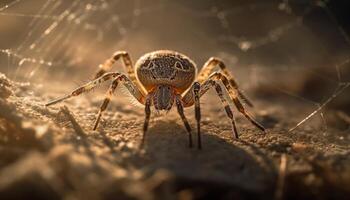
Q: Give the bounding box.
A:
[0,72,349,200]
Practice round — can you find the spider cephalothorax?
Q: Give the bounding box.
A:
[136,50,196,93]
[46,50,266,149]
[136,51,196,111]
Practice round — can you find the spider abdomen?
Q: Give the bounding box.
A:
[135,50,196,93]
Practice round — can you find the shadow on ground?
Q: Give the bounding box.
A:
[0,73,349,200]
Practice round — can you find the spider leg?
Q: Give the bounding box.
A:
[214,83,239,139]
[210,72,265,133]
[93,74,146,130]
[183,80,239,143]
[140,96,152,148]
[175,96,193,148]
[94,51,144,93]
[196,57,253,107]
[193,82,201,149]
[46,72,119,106]
[211,72,266,133]
[182,72,265,140]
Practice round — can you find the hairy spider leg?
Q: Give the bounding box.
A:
[183,80,238,148]
[140,96,152,148]
[196,57,253,107]
[193,82,201,149]
[93,74,145,130]
[214,83,239,139]
[94,51,145,95]
[45,71,146,131]
[175,95,193,148]
[45,72,120,106]
[182,72,265,143]
[210,72,266,133]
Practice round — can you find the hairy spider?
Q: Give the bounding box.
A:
[46,50,266,149]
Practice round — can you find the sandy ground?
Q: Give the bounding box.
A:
[0,72,349,200]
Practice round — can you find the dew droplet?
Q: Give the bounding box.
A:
[239,41,252,51]
[85,4,92,10]
[19,58,27,66]
[30,44,36,49]
[29,70,36,77]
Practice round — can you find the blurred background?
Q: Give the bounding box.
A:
[0,0,349,130]
[0,1,350,199]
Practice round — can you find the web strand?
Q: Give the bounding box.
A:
[0,0,349,133]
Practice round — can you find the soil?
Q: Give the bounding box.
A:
[0,72,349,200]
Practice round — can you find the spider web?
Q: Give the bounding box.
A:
[0,0,349,133]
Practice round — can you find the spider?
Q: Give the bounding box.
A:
[46,50,266,149]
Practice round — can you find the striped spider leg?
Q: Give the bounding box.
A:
[197,57,254,107]
[45,72,146,131]
[182,71,266,149]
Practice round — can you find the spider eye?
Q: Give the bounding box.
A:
[175,61,190,70]
[147,61,156,69]
[174,61,184,70]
